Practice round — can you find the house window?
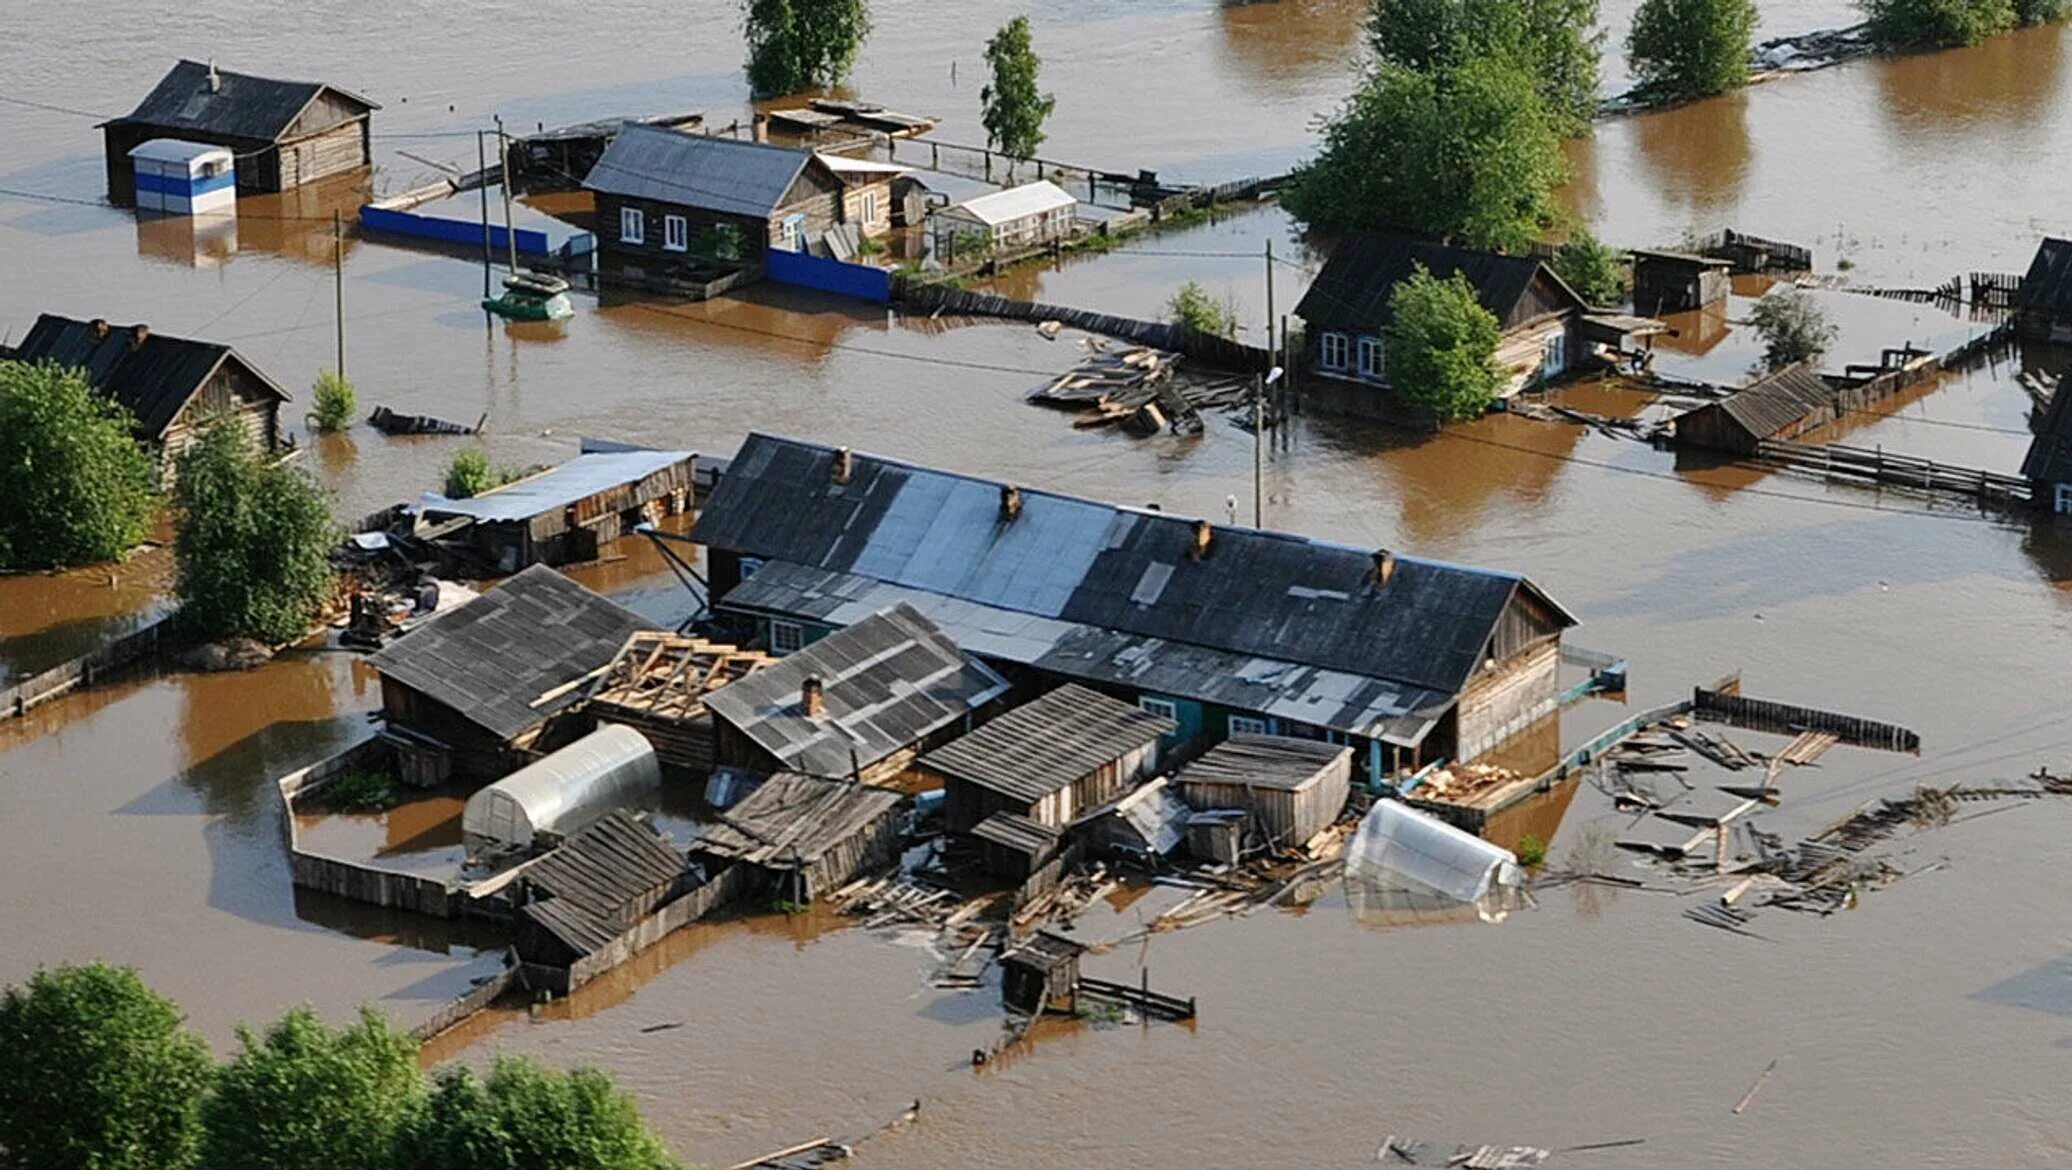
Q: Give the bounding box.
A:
[1356,335,1383,380]
[1542,330,1569,377]
[1138,696,1179,722]
[779,216,802,251]
[769,620,805,654]
[1319,331,1349,371]
[1228,715,1270,737]
[663,214,688,252]
[860,189,880,225]
[2057,483,2072,515]
[619,207,645,245]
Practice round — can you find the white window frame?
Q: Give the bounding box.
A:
[2057,483,2072,515]
[1228,715,1269,737]
[779,215,801,251]
[1356,335,1383,380]
[1138,696,1179,722]
[1319,331,1349,371]
[860,189,879,225]
[619,206,645,245]
[662,214,688,253]
[769,620,805,655]
[1542,330,1569,377]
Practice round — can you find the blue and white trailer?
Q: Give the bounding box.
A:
[128,139,236,215]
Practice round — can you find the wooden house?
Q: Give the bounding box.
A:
[1670,362,1836,455]
[11,313,289,475]
[1000,929,1086,1015]
[929,181,1076,259]
[584,633,776,773]
[414,446,697,574]
[919,684,1174,839]
[695,434,1579,783]
[368,566,656,781]
[2015,237,2072,343]
[2023,373,2072,514]
[1632,249,1732,315]
[102,60,376,200]
[689,772,907,902]
[1171,735,1354,852]
[702,604,1011,784]
[512,810,689,990]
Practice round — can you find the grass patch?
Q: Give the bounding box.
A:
[325,771,402,813]
[1515,833,1548,867]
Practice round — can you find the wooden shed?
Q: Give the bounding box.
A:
[102,60,376,200]
[1000,929,1086,1016]
[968,811,1062,881]
[1669,362,1836,455]
[1631,249,1732,315]
[513,810,688,974]
[2015,237,2072,343]
[415,447,697,575]
[1171,735,1355,852]
[918,684,1174,838]
[2023,372,2072,514]
[690,772,907,902]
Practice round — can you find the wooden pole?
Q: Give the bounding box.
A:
[1264,238,1276,364]
[332,210,345,377]
[495,116,518,277]
[1253,374,1264,527]
[477,130,491,299]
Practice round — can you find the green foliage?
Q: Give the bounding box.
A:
[741,0,871,96]
[201,1006,421,1170]
[1748,286,1839,370]
[0,360,158,571]
[1628,0,1760,98]
[325,771,402,813]
[1552,228,1628,306]
[1284,56,1566,252]
[311,370,356,434]
[1515,833,1548,866]
[980,16,1057,160]
[1367,0,1602,134]
[0,964,214,1170]
[1859,0,2017,47]
[172,420,335,645]
[1384,265,1505,420]
[399,1057,678,1170]
[443,449,508,499]
[1167,281,1239,338]
[2017,0,2068,21]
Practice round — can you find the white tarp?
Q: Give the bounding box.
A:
[1343,799,1525,924]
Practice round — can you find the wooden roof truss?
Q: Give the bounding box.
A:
[587,632,776,721]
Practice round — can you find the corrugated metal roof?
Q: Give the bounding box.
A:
[1716,361,1834,440]
[920,684,1172,803]
[2023,372,2072,483]
[693,434,1575,702]
[583,123,812,217]
[1171,734,1352,792]
[939,181,1075,227]
[369,566,657,741]
[2017,237,2072,315]
[417,449,692,523]
[702,604,1010,778]
[109,59,376,142]
[693,772,905,866]
[13,313,288,439]
[816,153,909,178]
[1294,233,1586,332]
[970,810,1061,858]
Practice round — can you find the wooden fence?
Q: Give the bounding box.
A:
[1754,438,2031,509]
[409,953,520,1041]
[1693,688,1920,753]
[1970,271,2025,311]
[526,863,756,996]
[902,286,1272,372]
[1,613,176,720]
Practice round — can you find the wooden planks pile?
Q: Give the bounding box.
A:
[1025,341,1254,436]
[586,633,777,771]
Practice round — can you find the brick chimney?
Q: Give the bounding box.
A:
[90,318,109,340]
[801,676,824,718]
[129,324,151,351]
[753,112,770,144]
[1000,484,1022,521]
[1191,520,1213,560]
[831,446,853,485]
[1372,549,1397,587]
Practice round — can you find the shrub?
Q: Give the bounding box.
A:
[0,359,158,570]
[1628,0,1760,99]
[1860,0,2017,48]
[1168,281,1239,338]
[1748,286,1838,370]
[1384,265,1505,420]
[325,771,402,812]
[311,370,356,433]
[2017,0,2067,21]
[201,1007,422,1170]
[172,419,335,645]
[1552,228,1628,305]
[399,1057,679,1170]
[1515,833,1549,866]
[444,449,504,499]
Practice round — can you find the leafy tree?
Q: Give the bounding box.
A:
[2017,0,2067,21]
[1367,0,1602,134]
[980,16,1057,160]
[311,370,355,433]
[0,360,157,570]
[1552,228,1627,305]
[400,1057,679,1170]
[172,419,335,645]
[1167,281,1239,337]
[200,1006,420,1170]
[1748,286,1838,370]
[741,0,871,96]
[1284,56,1566,252]
[1628,0,1760,99]
[1384,265,1505,420]
[0,964,214,1170]
[1859,0,2016,47]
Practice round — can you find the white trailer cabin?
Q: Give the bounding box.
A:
[129,139,236,215]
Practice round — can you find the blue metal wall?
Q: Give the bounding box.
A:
[764,248,891,303]
[359,206,550,257]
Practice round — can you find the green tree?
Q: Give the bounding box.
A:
[1628,0,1760,98]
[0,360,157,571]
[400,1057,679,1170]
[981,16,1057,160]
[1748,286,1838,370]
[1285,56,1566,252]
[2017,0,2068,21]
[1859,0,2016,47]
[200,1006,420,1170]
[741,0,871,96]
[1552,227,1627,305]
[311,370,356,433]
[1368,0,1602,134]
[1167,281,1238,337]
[1384,265,1505,420]
[0,964,214,1170]
[172,420,335,645]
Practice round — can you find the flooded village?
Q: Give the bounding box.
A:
[6,0,2072,1167]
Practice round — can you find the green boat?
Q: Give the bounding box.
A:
[483,273,573,322]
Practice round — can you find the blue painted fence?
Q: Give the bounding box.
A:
[764,247,891,303]
[359,205,549,257]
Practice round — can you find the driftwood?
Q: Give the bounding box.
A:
[368,405,484,436]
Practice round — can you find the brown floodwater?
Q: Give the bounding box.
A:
[7,3,2072,1167]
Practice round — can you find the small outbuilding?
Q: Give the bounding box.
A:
[461,724,662,858]
[1171,735,1355,852]
[2015,237,2072,343]
[999,929,1087,1016]
[512,810,693,992]
[1078,777,1193,864]
[690,772,907,902]
[128,140,236,215]
[929,181,1077,259]
[415,447,697,574]
[1631,249,1732,315]
[2022,373,2072,514]
[968,811,1063,881]
[1669,361,1836,455]
[919,683,1174,837]
[102,60,377,201]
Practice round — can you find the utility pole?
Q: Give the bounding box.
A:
[1253,372,1264,528]
[495,115,518,277]
[332,210,345,377]
[1264,238,1276,365]
[476,129,491,298]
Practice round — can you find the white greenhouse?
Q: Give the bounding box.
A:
[462,724,661,857]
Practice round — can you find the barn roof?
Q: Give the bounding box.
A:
[2023,372,2072,484]
[920,684,1172,804]
[2017,237,2072,316]
[701,604,1010,778]
[1293,233,1587,333]
[583,123,814,217]
[1171,734,1352,792]
[369,566,656,741]
[107,59,376,142]
[1713,361,1834,441]
[693,772,906,867]
[12,313,289,439]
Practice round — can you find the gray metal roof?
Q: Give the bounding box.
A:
[109,59,376,142]
[582,123,813,217]
[694,434,1575,702]
[369,566,657,741]
[970,810,1061,858]
[417,448,692,524]
[702,604,1010,778]
[720,561,1451,747]
[2017,237,2072,315]
[14,313,288,439]
[919,684,1172,804]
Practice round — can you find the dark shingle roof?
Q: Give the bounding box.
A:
[1293,233,1586,333]
[2023,372,2072,483]
[920,684,1172,804]
[702,604,1010,778]
[1717,362,1834,441]
[583,123,813,217]
[109,59,376,142]
[369,566,656,741]
[2018,238,2072,315]
[12,313,288,439]
[1171,734,1352,792]
[518,811,683,958]
[970,810,1061,859]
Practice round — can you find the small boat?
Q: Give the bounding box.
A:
[483,273,573,322]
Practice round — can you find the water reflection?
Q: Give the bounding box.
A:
[237,171,372,266]
[1628,89,1753,217]
[1214,0,1367,98]
[1873,22,2066,139]
[134,211,238,268]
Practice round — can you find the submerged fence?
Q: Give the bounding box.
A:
[1694,688,1920,754]
[1,613,176,720]
[902,286,1272,372]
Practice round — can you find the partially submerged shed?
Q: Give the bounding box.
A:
[1000,929,1086,1015]
[415,447,696,574]
[1631,249,1732,315]
[1171,735,1355,852]
[1079,777,1192,863]
[691,772,907,901]
[929,181,1077,257]
[2016,237,2072,343]
[462,724,661,858]
[102,60,377,200]
[969,811,1062,880]
[919,683,1173,836]
[1670,361,1835,455]
[2022,373,2072,514]
[511,810,692,991]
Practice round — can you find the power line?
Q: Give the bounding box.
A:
[0,184,344,224]
[0,92,117,120]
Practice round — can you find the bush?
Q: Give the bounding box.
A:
[0,359,158,570]
[201,1007,421,1170]
[1384,265,1505,420]
[2017,0,2068,21]
[1748,286,1838,370]
[1515,833,1548,866]
[400,1057,679,1170]
[1860,0,2017,47]
[1168,281,1239,338]
[172,419,336,645]
[1552,228,1628,305]
[444,449,505,499]
[311,370,356,433]
[1628,0,1760,99]
[325,771,402,812]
